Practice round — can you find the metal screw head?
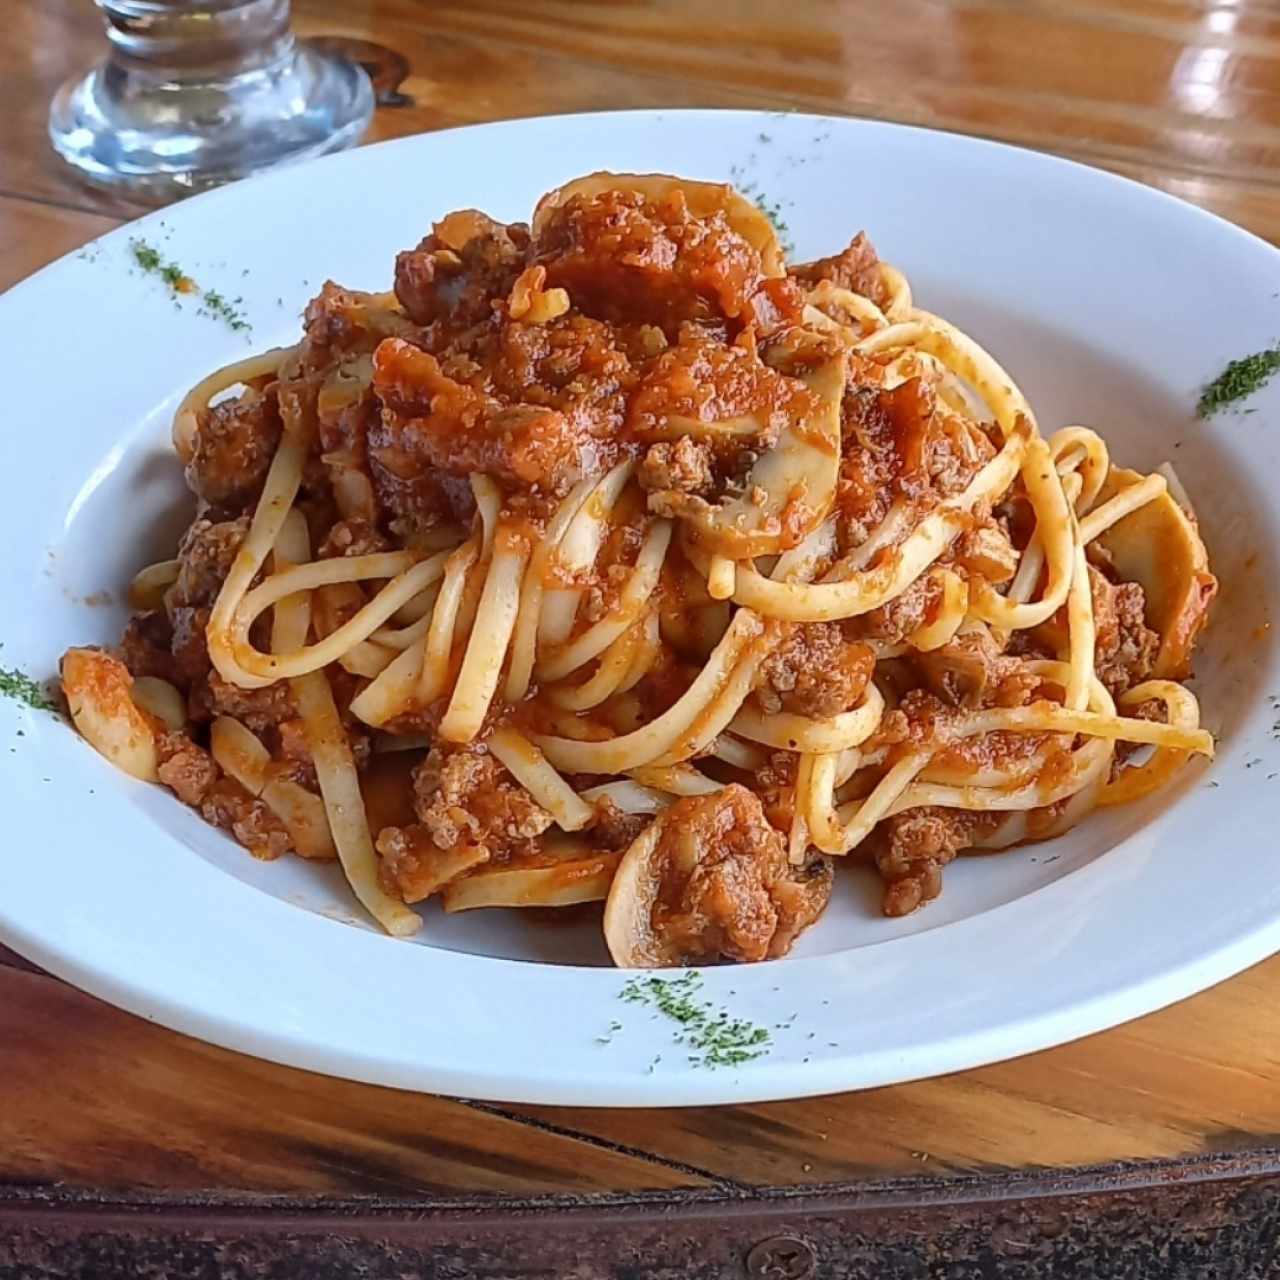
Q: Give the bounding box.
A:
[744,1235,816,1279]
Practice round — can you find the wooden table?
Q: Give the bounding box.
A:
[4,3,1280,1276]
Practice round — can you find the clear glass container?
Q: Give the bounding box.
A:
[49,0,374,203]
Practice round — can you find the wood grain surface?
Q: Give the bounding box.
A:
[3,0,1279,1205]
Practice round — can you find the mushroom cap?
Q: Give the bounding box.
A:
[1095,465,1217,679]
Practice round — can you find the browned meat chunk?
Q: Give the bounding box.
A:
[118,611,180,684]
[155,730,219,807]
[627,323,811,445]
[834,376,924,547]
[194,671,294,734]
[413,743,553,854]
[628,785,831,964]
[1090,566,1159,696]
[535,189,778,333]
[791,232,888,306]
[375,743,554,903]
[395,212,531,330]
[872,806,993,916]
[302,282,415,362]
[489,311,638,438]
[637,437,714,495]
[169,606,212,686]
[376,825,490,903]
[171,517,250,609]
[370,337,601,497]
[201,778,292,861]
[590,796,652,852]
[185,392,281,509]
[854,572,937,643]
[953,520,1019,583]
[317,518,391,559]
[910,629,1042,709]
[753,751,799,833]
[927,415,995,497]
[272,717,319,791]
[756,624,875,718]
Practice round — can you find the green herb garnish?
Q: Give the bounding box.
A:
[200,289,250,333]
[0,666,54,712]
[618,972,773,1069]
[1197,347,1280,417]
[130,238,252,335]
[743,186,791,253]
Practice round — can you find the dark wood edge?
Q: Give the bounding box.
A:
[6,1145,1280,1218]
[5,1151,1280,1280]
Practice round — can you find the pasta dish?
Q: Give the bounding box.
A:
[61,173,1217,967]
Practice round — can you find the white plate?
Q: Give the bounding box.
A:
[1,110,1277,1106]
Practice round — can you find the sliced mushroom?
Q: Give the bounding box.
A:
[441,836,620,912]
[654,355,847,558]
[210,716,272,796]
[1094,465,1217,679]
[61,648,158,781]
[603,784,832,968]
[259,778,337,861]
[531,172,786,277]
[129,676,186,732]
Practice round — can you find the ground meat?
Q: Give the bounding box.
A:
[756,624,875,718]
[194,671,294,734]
[170,517,250,609]
[413,743,553,858]
[834,376,928,548]
[486,310,637,434]
[753,751,798,832]
[910,629,1043,709]
[302,282,416,362]
[200,778,292,861]
[535,188,782,334]
[118,611,180,685]
[861,707,910,754]
[590,797,652,851]
[1110,697,1167,772]
[853,572,937,643]
[790,232,888,307]
[271,717,319,791]
[376,824,491,903]
[169,606,212,686]
[952,520,1019,583]
[628,324,813,445]
[1090,567,1159,696]
[637,437,714,495]
[929,417,995,496]
[395,212,531,330]
[275,284,423,458]
[370,336,606,497]
[628,785,831,964]
[185,392,282,509]
[317,518,391,559]
[155,730,219,807]
[872,806,994,916]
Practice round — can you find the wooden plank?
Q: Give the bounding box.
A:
[7,0,1280,243]
[0,944,42,975]
[0,3,143,220]
[0,967,711,1195]
[4,942,1278,1194]
[303,0,1280,240]
[508,956,1280,1185]
[5,1163,1280,1279]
